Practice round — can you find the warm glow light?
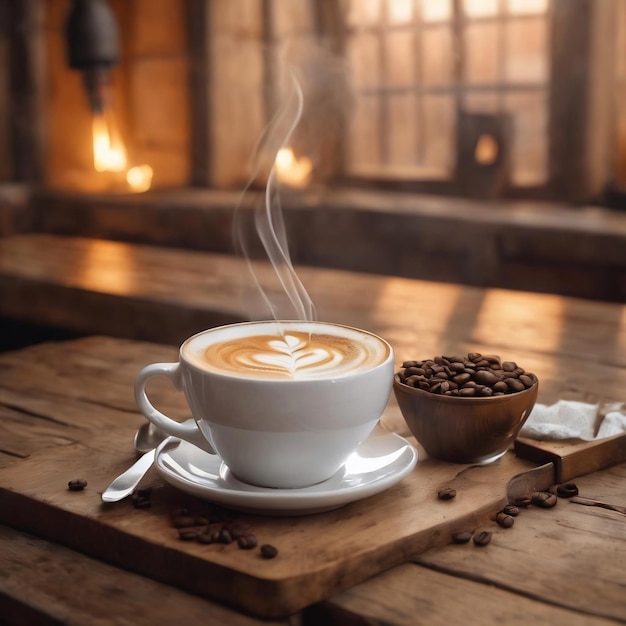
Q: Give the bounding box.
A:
[475,134,499,165]
[92,114,126,172]
[275,147,313,189]
[78,239,135,294]
[126,164,154,193]
[507,0,547,14]
[463,0,499,17]
[422,0,452,22]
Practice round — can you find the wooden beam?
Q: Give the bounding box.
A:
[187,0,211,187]
[548,0,618,203]
[7,0,45,183]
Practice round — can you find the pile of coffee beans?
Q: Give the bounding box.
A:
[170,506,278,558]
[397,352,537,397]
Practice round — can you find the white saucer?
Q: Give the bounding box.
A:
[154,426,417,515]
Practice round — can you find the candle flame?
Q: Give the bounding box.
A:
[92,114,126,172]
[475,134,499,165]
[126,164,154,193]
[275,147,312,189]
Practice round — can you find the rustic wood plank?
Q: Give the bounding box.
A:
[0,524,290,626]
[0,425,536,618]
[1,234,626,405]
[411,463,626,623]
[310,562,617,626]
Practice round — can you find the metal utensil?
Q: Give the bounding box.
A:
[134,421,168,454]
[102,421,187,503]
[101,448,158,502]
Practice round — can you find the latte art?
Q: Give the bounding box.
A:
[201,331,387,379]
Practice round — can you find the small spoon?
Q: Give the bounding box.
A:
[134,422,168,454]
[102,422,176,503]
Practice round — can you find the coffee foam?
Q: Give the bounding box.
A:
[185,324,390,380]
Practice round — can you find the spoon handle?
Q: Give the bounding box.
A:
[101,449,156,503]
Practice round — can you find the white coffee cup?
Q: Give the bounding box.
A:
[135,320,394,488]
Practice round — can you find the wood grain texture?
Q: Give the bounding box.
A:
[1,235,626,622]
[0,336,542,618]
[1,234,626,406]
[0,525,289,626]
[323,464,626,625]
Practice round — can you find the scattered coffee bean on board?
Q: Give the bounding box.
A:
[438,487,457,500]
[531,491,558,508]
[131,488,152,509]
[502,504,520,517]
[260,544,278,559]
[397,353,537,397]
[179,529,200,541]
[496,512,515,528]
[473,530,492,547]
[238,534,258,550]
[556,482,579,498]
[172,515,197,529]
[67,478,87,491]
[452,531,473,544]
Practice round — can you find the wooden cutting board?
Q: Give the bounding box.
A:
[0,433,542,619]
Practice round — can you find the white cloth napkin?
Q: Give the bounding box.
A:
[519,400,626,441]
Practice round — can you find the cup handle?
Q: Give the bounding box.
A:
[134,362,216,455]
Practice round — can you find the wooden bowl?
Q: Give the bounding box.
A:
[393,376,538,464]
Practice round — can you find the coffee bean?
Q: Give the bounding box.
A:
[473,530,492,546]
[502,504,520,517]
[474,370,498,386]
[238,534,258,550]
[531,491,558,508]
[452,531,473,544]
[68,478,87,491]
[438,487,457,500]
[496,512,515,528]
[172,515,197,529]
[178,529,200,541]
[513,496,532,508]
[397,353,536,397]
[218,529,233,544]
[556,482,579,498]
[260,544,278,559]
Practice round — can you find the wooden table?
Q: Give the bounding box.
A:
[1,235,626,624]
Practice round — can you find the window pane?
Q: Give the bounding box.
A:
[464,22,500,84]
[387,0,414,24]
[386,30,415,87]
[421,0,452,23]
[504,90,547,185]
[388,94,419,167]
[348,95,381,172]
[347,0,382,26]
[422,25,454,85]
[347,33,381,89]
[463,0,499,18]
[422,95,455,172]
[462,90,500,113]
[504,18,548,83]
[506,0,548,15]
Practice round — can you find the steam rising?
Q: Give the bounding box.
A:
[233,67,316,323]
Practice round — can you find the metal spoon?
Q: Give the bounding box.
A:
[101,422,170,503]
[134,421,167,454]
